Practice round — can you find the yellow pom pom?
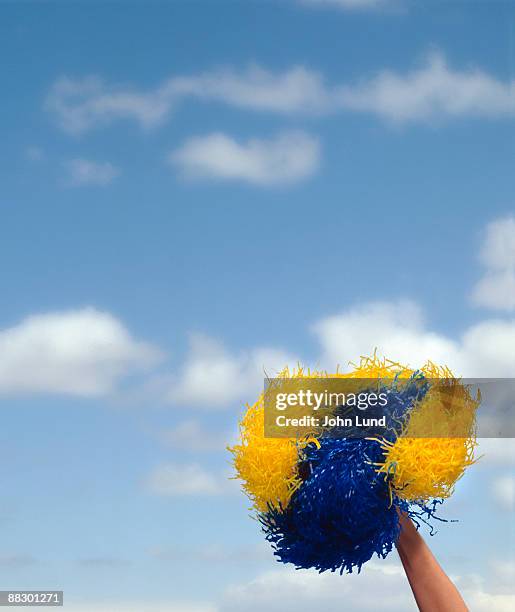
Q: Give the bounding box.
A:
[376,378,479,502]
[228,394,304,512]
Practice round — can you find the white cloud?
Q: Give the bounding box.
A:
[159,420,230,453]
[476,439,515,466]
[489,559,515,584]
[460,319,515,377]
[312,300,460,371]
[459,567,515,612]
[64,158,120,186]
[340,52,515,122]
[46,76,172,134]
[473,272,515,312]
[0,308,162,396]
[219,562,515,612]
[168,131,320,186]
[166,333,296,409]
[465,591,515,612]
[478,217,515,269]
[45,67,334,134]
[491,475,515,511]
[220,563,415,612]
[472,216,515,311]
[312,299,515,377]
[170,65,334,115]
[145,463,227,496]
[47,54,515,133]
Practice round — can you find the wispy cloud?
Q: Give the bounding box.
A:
[170,66,333,114]
[46,53,515,133]
[472,216,515,311]
[149,542,270,565]
[46,76,172,134]
[77,557,130,568]
[145,463,230,497]
[159,420,231,453]
[0,554,37,568]
[162,333,296,408]
[340,52,515,122]
[168,131,320,186]
[64,158,120,186]
[45,67,331,134]
[219,563,414,612]
[0,308,162,396]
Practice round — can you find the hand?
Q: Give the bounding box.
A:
[396,512,468,611]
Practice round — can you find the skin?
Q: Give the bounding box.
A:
[396,513,469,611]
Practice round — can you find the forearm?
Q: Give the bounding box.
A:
[396,514,468,612]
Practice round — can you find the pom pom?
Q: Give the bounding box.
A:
[260,439,400,574]
[229,353,480,575]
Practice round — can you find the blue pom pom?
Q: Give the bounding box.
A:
[260,439,401,574]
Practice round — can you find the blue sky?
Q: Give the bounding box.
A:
[1,1,515,610]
